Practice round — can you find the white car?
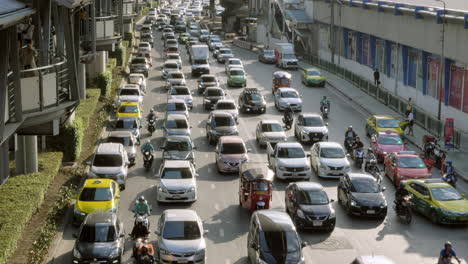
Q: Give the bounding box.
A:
[294,113,329,144]
[155,160,198,203]
[162,61,181,79]
[310,142,351,178]
[168,86,194,109]
[166,98,189,117]
[115,84,143,105]
[165,53,182,68]
[128,73,147,93]
[267,142,312,180]
[138,42,151,53]
[213,99,238,121]
[225,58,244,73]
[255,120,287,147]
[274,88,302,111]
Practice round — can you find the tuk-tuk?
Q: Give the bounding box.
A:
[238,162,273,211]
[272,71,292,94]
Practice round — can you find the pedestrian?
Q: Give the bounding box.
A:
[406,97,413,117]
[19,39,38,77]
[17,17,34,46]
[406,110,414,136]
[373,68,380,86]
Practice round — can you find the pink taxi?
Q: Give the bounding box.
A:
[370,131,406,163]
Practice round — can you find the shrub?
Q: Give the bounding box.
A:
[124,32,133,46]
[61,118,84,161]
[95,71,112,97]
[0,152,63,264]
[109,46,124,66]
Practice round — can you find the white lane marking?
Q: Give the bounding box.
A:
[219,228,225,237]
[210,183,216,189]
[404,230,414,240]
[214,203,220,211]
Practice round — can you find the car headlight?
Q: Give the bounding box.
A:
[109,248,120,258]
[74,208,86,216]
[350,200,358,207]
[158,186,168,193]
[380,201,387,208]
[73,247,82,259]
[278,166,286,171]
[195,249,205,256]
[440,208,454,214]
[319,164,327,171]
[344,165,351,171]
[304,165,311,170]
[160,248,170,255]
[188,186,196,192]
[329,208,336,218]
[297,209,305,219]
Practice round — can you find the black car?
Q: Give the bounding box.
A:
[337,173,387,218]
[258,48,276,64]
[248,210,306,264]
[197,74,219,94]
[175,21,186,33]
[140,33,154,47]
[238,88,266,114]
[285,182,336,232]
[203,87,225,110]
[72,212,124,263]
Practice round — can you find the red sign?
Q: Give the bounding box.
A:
[427,57,440,98]
[444,118,454,148]
[449,65,463,109]
[463,69,468,113]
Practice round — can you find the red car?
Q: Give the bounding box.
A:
[383,151,432,187]
[371,131,406,162]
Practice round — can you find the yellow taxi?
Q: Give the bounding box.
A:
[403,179,468,224]
[300,67,326,87]
[116,102,142,119]
[73,179,120,225]
[365,115,407,136]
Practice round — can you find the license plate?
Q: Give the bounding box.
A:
[178,260,188,264]
[173,194,181,198]
[90,262,99,264]
[312,221,323,226]
[313,137,319,140]
[367,210,375,214]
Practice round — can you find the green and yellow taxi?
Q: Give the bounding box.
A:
[73,179,120,225]
[403,179,468,224]
[300,67,326,87]
[178,33,190,44]
[116,101,143,119]
[227,67,247,88]
[365,115,407,136]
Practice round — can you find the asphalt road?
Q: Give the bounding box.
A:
[48,28,468,264]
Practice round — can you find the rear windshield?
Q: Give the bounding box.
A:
[107,136,133,147]
[194,59,208,64]
[79,187,112,202]
[93,154,123,167]
[129,76,143,83]
[166,119,188,129]
[168,73,183,79]
[165,63,178,69]
[167,47,178,52]
[115,119,137,129]
[167,103,187,111]
[202,76,216,82]
[213,116,234,127]
[207,89,223,96]
[230,70,244,76]
[171,87,190,95]
[132,58,146,64]
[216,102,236,110]
[119,89,139,96]
[79,224,116,243]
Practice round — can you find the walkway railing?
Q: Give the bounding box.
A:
[96,15,119,40]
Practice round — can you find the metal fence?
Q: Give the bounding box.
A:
[301,53,461,149]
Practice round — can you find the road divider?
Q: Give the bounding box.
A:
[233,38,254,51]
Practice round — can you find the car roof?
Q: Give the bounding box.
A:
[206,86,222,91]
[201,74,216,78]
[129,73,145,78]
[108,131,133,137]
[83,178,114,188]
[404,179,452,188]
[377,131,400,137]
[277,87,297,92]
[163,159,192,168]
[228,58,241,62]
[211,110,233,117]
[216,99,235,104]
[164,209,199,221]
[348,173,376,180]
[316,142,343,149]
[167,98,186,104]
[300,113,321,118]
[373,115,394,120]
[394,151,419,157]
[166,114,188,120]
[219,136,244,144]
[120,102,139,106]
[261,119,281,125]
[83,212,117,226]
[276,142,303,148]
[294,181,324,191]
[255,210,295,232]
[120,85,140,90]
[166,135,192,142]
[164,61,179,65]
[117,116,139,121]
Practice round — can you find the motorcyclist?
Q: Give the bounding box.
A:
[146,109,156,123]
[438,241,461,264]
[130,215,150,239]
[351,136,364,158]
[394,183,411,212]
[320,96,330,113]
[137,244,155,264]
[141,140,155,155]
[344,126,357,148]
[442,160,457,187]
[134,196,151,217]
[283,104,294,128]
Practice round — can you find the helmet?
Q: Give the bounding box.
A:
[139,196,145,201]
[323,96,327,99]
[444,241,452,248]
[446,160,452,165]
[146,140,151,144]
[369,159,377,165]
[150,109,154,113]
[348,126,353,129]
[356,136,361,140]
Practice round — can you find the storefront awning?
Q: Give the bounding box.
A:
[0,0,35,29]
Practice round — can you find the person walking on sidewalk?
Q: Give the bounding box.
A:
[373,69,380,86]
[406,98,413,117]
[406,111,414,136]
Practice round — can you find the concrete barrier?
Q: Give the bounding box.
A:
[233,38,254,50]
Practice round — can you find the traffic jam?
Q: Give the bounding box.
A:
[69,1,468,264]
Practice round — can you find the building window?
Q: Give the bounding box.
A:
[427,56,441,99]
[362,34,371,67]
[407,49,420,88]
[449,64,464,110]
[375,39,385,74]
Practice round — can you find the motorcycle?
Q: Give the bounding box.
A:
[394,195,412,224]
[132,237,155,264]
[321,105,329,119]
[282,114,294,130]
[442,173,457,188]
[365,161,382,183]
[354,148,364,169]
[147,118,156,136]
[143,151,153,171]
[345,137,355,154]
[134,213,151,229]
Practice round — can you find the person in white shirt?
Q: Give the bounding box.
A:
[406,111,414,136]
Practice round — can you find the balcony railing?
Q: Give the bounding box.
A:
[19,58,71,114]
[96,15,119,40]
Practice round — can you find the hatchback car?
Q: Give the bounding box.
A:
[225,58,244,73]
[155,210,207,263]
[72,212,124,263]
[294,113,329,144]
[130,56,149,77]
[168,86,194,109]
[337,173,387,218]
[128,73,147,92]
[285,182,336,231]
[227,67,247,87]
[310,142,351,178]
[165,71,186,89]
[166,98,189,117]
[163,114,191,136]
[88,143,129,190]
[161,135,196,163]
[203,87,225,110]
[116,102,142,119]
[371,131,406,162]
[238,88,267,114]
[197,74,219,94]
[215,136,250,173]
[258,48,275,63]
[115,84,143,106]
[162,61,180,79]
[156,160,198,203]
[206,111,239,144]
[213,99,238,121]
[113,117,141,144]
[255,120,287,147]
[274,88,302,111]
[165,53,182,68]
[106,131,137,165]
[300,67,326,87]
[383,151,431,187]
[72,179,120,225]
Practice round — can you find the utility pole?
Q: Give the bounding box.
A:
[330,0,335,63]
[337,1,342,65]
[436,0,446,121]
[210,0,215,23]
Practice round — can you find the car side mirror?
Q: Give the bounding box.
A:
[119,233,125,238]
[250,243,258,250]
[247,149,252,153]
[346,153,350,157]
[307,153,311,157]
[301,241,307,248]
[115,195,121,199]
[423,195,431,200]
[195,173,200,177]
[325,122,329,126]
[85,160,92,165]
[330,199,335,202]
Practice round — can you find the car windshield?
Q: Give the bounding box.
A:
[303,117,323,127]
[93,154,123,167]
[280,91,298,98]
[168,73,183,79]
[165,63,178,69]
[167,103,186,111]
[165,141,191,151]
[162,221,201,240]
[307,70,321,76]
[119,105,138,113]
[79,224,116,243]
[213,116,235,127]
[221,143,245,154]
[161,167,193,179]
[397,157,426,168]
[246,93,262,101]
[107,136,133,147]
[168,55,179,60]
[351,179,380,193]
[263,49,274,55]
[194,59,208,64]
[167,47,178,52]
[230,70,244,76]
[132,58,146,64]
[378,136,403,145]
[430,187,464,201]
[261,123,283,132]
[216,102,236,110]
[115,119,137,129]
[297,190,329,205]
[252,181,269,191]
[79,187,112,201]
[172,88,190,95]
[277,147,305,158]
[377,119,399,128]
[207,89,223,96]
[260,231,300,253]
[129,76,143,83]
[166,119,188,129]
[119,89,139,96]
[320,147,345,158]
[211,39,221,43]
[230,60,241,65]
[202,76,216,82]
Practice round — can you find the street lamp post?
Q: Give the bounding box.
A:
[436,0,446,121]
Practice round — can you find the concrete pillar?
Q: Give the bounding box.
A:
[78,62,86,99]
[85,50,107,78]
[15,135,38,174]
[0,141,9,185]
[124,19,133,34]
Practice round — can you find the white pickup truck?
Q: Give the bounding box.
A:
[267,142,312,180]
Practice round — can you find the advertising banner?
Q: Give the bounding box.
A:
[448,64,463,109]
[427,57,440,98]
[463,69,468,113]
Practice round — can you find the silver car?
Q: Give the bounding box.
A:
[294,113,329,144]
[163,114,191,137]
[88,143,129,190]
[115,85,143,106]
[310,142,351,178]
[155,209,207,263]
[274,88,303,111]
[165,53,182,68]
[165,71,186,90]
[128,73,147,93]
[155,160,198,203]
[213,99,238,121]
[168,86,194,109]
[162,61,180,79]
[166,99,189,117]
[106,131,138,165]
[255,120,287,147]
[113,117,142,144]
[161,135,196,163]
[225,58,243,73]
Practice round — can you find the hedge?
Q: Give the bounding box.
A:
[61,118,84,161]
[109,46,124,66]
[124,32,133,46]
[0,152,63,264]
[95,71,112,97]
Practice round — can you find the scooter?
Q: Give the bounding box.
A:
[321,105,329,119]
[354,148,364,169]
[147,118,156,136]
[345,137,355,154]
[394,195,412,224]
[365,160,382,183]
[143,151,153,171]
[282,115,293,130]
[442,173,457,188]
